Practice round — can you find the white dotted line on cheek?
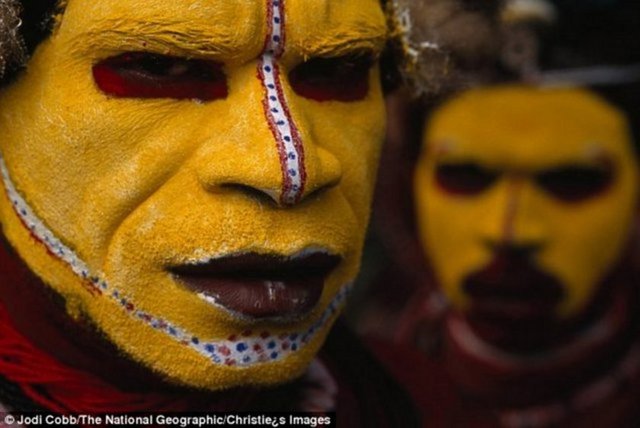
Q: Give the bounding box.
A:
[0,156,103,293]
[0,155,350,367]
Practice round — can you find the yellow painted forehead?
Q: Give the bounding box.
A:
[62,0,387,64]
[285,1,387,58]
[426,86,634,170]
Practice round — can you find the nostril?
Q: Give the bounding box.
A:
[300,178,340,202]
[297,147,342,203]
[219,183,280,206]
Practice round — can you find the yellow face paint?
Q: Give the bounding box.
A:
[415,86,639,319]
[0,0,386,389]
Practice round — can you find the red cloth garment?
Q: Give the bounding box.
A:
[0,237,261,413]
[387,279,640,428]
[0,293,257,413]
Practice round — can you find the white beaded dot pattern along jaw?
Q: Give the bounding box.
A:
[0,0,25,78]
[0,154,352,368]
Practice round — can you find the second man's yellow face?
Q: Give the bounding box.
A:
[415,85,639,319]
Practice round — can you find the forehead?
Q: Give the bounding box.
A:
[61,0,386,62]
[426,86,633,168]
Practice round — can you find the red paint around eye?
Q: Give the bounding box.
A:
[289,56,372,102]
[435,163,499,196]
[535,164,614,202]
[93,52,228,101]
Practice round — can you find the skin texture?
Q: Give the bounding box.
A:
[415,85,639,319]
[0,0,386,390]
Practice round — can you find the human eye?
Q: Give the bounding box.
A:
[434,162,499,196]
[288,53,375,102]
[535,164,613,202]
[92,52,227,101]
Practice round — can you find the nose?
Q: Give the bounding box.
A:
[195,0,346,207]
[193,62,342,208]
[485,241,540,260]
[482,176,548,253]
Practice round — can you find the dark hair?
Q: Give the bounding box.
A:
[1,1,59,85]
[18,1,59,55]
[594,82,640,156]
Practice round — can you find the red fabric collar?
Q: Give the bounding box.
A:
[0,299,261,413]
[0,240,259,413]
[442,281,640,426]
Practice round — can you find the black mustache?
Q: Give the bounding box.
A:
[463,249,565,303]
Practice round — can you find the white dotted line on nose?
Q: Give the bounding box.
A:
[258,0,306,205]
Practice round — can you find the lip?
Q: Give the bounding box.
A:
[169,251,341,320]
[463,254,564,323]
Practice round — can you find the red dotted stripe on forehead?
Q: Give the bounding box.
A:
[258,0,306,205]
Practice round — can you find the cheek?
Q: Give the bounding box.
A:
[543,182,638,315]
[294,86,385,215]
[414,163,490,307]
[0,46,180,251]
[2,40,256,269]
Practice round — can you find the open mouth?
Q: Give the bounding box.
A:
[169,251,341,320]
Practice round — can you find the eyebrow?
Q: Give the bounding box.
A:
[69,17,387,61]
[70,19,251,59]
[293,25,387,58]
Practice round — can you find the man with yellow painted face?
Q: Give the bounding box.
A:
[0,0,419,424]
[408,82,640,427]
[383,1,640,426]
[376,86,640,427]
[387,86,640,428]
